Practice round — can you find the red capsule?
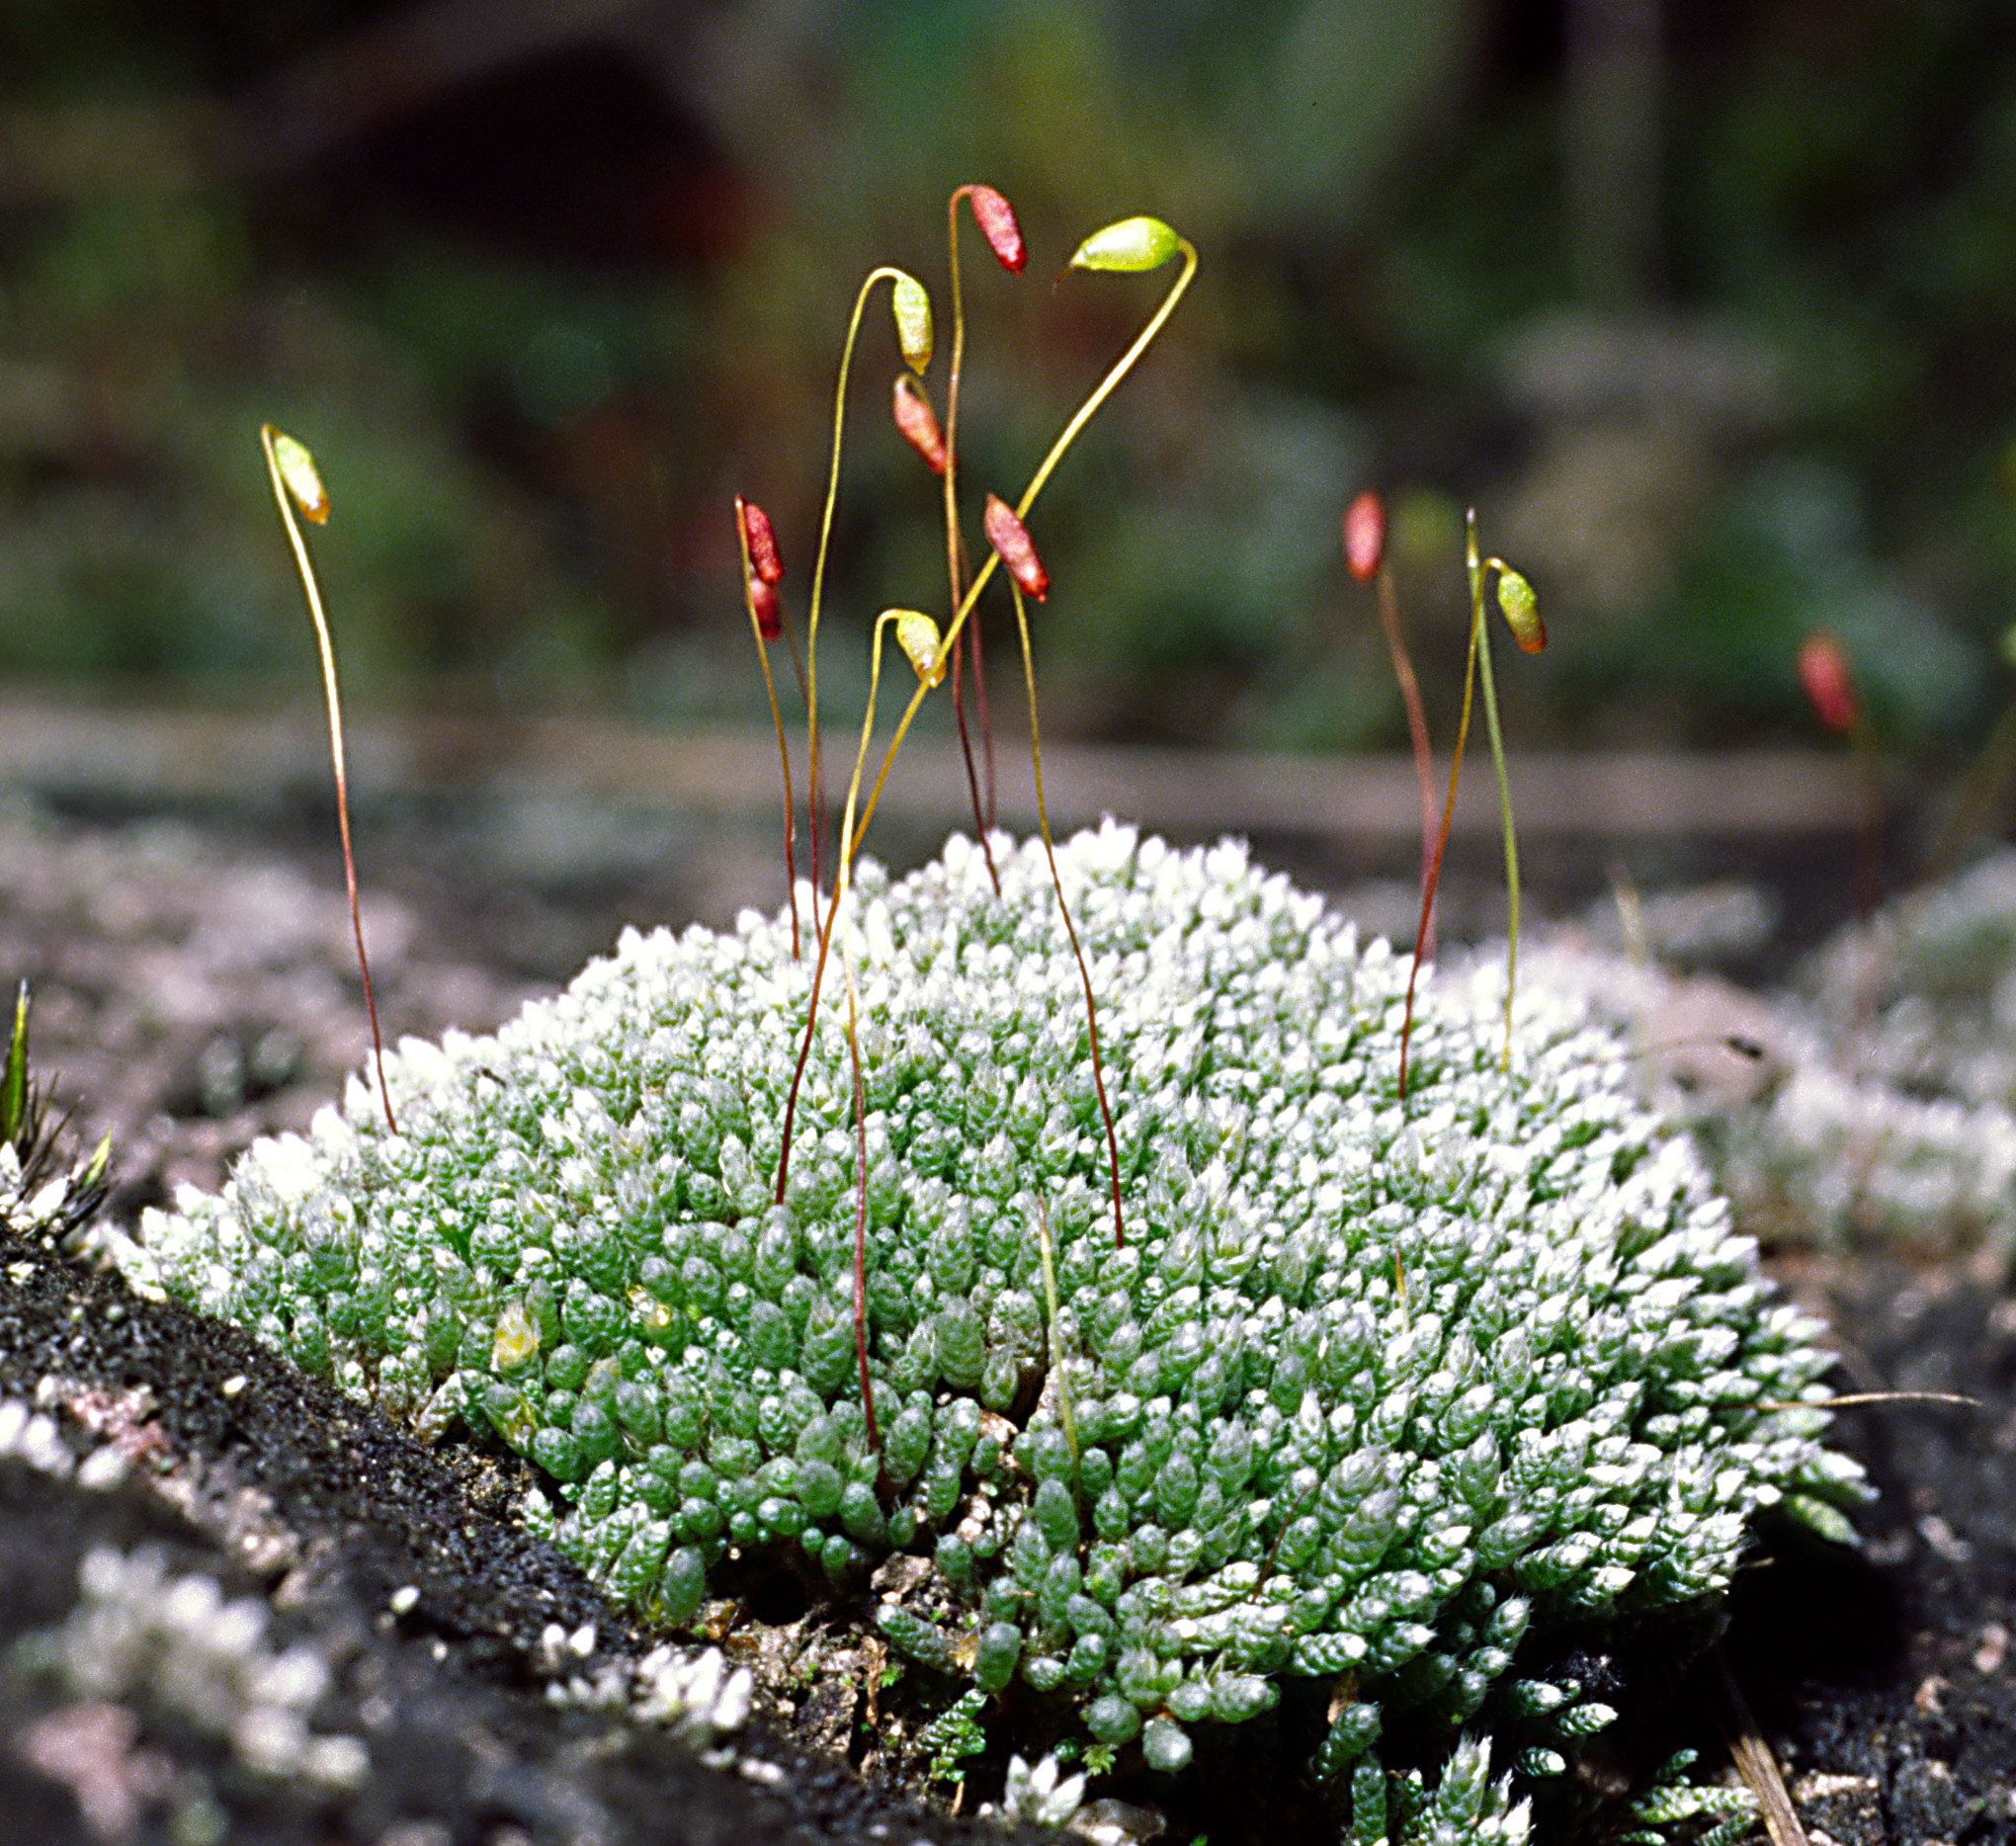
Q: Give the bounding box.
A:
[748,573,783,641]
[1799,632,1858,733]
[984,494,1049,601]
[892,376,947,474]
[965,185,1027,275]
[737,496,784,586]
[1343,490,1386,583]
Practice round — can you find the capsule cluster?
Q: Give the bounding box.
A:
[130,823,1862,1796]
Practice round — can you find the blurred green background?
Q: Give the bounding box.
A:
[3,0,2015,769]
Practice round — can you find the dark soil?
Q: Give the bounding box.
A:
[0,794,2010,1846]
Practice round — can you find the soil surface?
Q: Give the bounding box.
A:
[0,792,2009,1846]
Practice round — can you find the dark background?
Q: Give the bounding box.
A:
[3,0,2014,782]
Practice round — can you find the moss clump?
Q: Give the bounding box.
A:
[126,824,1862,1828]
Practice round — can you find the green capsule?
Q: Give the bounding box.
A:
[1069,213,1181,275]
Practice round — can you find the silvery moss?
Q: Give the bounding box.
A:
[125,824,1861,1825]
[1754,848,2016,1255]
[1528,852,2016,1260]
